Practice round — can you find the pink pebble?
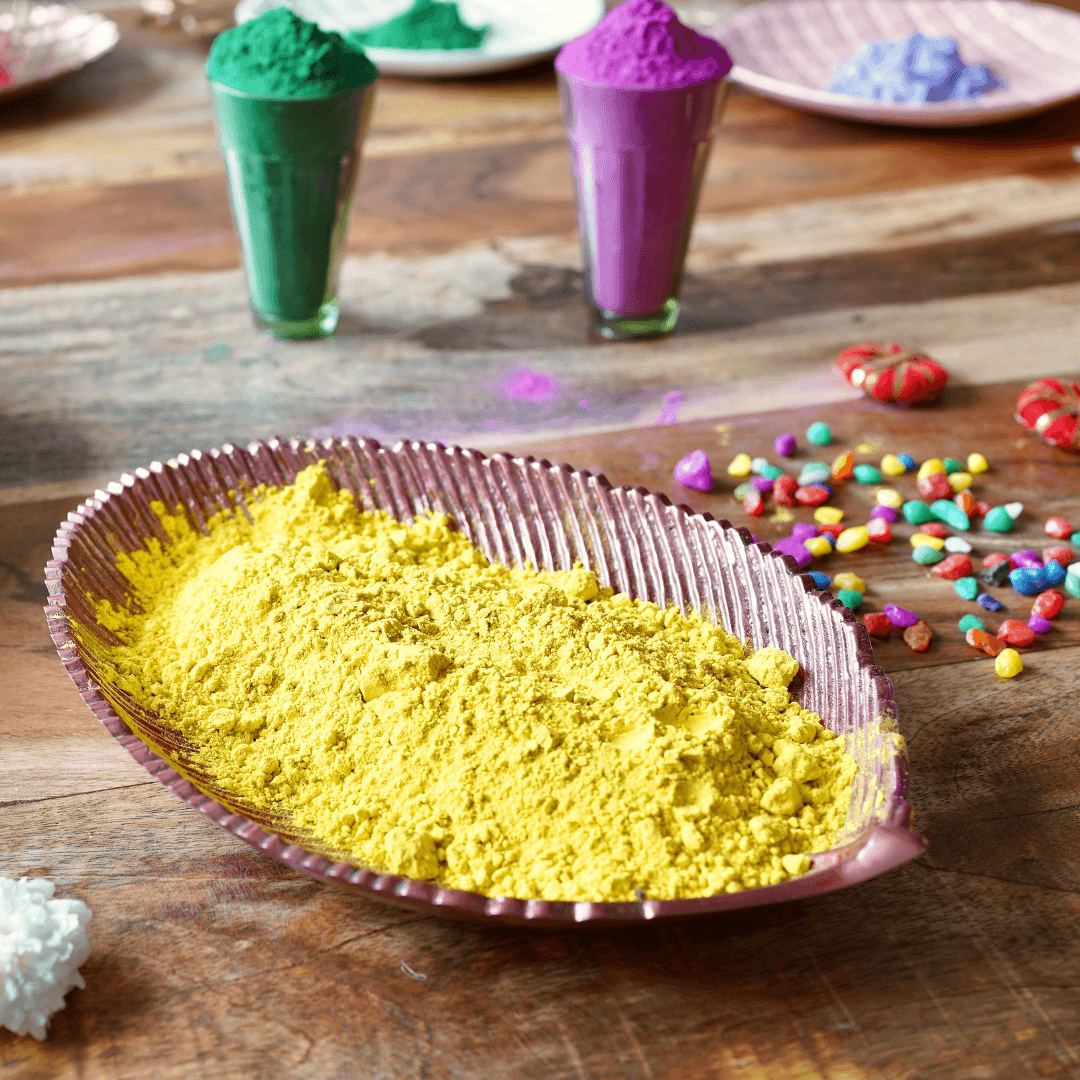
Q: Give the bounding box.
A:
[1028,613,1053,633]
[884,603,920,628]
[673,450,712,492]
[791,523,818,543]
[774,433,797,457]
[870,505,899,523]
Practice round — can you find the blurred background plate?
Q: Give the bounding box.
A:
[233,0,605,77]
[0,2,119,103]
[712,0,1080,127]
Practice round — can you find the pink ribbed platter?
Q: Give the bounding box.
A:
[714,0,1080,127]
[44,438,925,927]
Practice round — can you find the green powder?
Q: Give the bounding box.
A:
[351,0,488,50]
[208,8,378,98]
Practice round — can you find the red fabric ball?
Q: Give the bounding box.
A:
[837,343,948,405]
[1016,378,1080,451]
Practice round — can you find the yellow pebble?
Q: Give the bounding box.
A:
[836,526,869,553]
[917,458,945,480]
[832,572,866,594]
[967,453,989,474]
[875,488,903,509]
[948,471,973,493]
[880,454,906,477]
[995,648,1023,679]
[909,532,945,550]
[727,453,752,477]
[804,535,832,558]
[813,506,844,524]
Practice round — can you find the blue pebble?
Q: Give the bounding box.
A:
[808,571,831,590]
[1045,560,1066,586]
[977,592,1003,611]
[1009,566,1049,596]
[898,453,915,471]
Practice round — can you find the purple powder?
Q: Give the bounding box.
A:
[884,603,919,628]
[791,523,818,543]
[555,0,731,89]
[870,505,899,523]
[751,476,773,492]
[1028,613,1053,633]
[774,433,796,457]
[673,449,711,491]
[501,367,561,403]
[774,537,812,569]
[655,390,683,425]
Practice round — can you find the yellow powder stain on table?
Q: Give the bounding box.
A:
[89,465,857,902]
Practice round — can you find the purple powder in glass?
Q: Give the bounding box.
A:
[884,603,919,628]
[870,505,899,523]
[774,537,812,569]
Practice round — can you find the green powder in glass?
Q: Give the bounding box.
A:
[350,0,488,50]
[208,7,378,98]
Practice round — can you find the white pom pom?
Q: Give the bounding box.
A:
[0,877,92,1040]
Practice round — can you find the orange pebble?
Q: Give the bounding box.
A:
[954,490,975,515]
[966,627,1003,656]
[831,452,854,481]
[903,621,932,652]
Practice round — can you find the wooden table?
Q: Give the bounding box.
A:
[4,5,1080,1076]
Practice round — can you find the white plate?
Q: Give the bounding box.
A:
[0,2,119,103]
[712,0,1080,127]
[234,0,605,77]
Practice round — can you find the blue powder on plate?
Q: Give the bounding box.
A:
[828,32,1003,103]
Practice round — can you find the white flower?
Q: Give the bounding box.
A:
[0,877,92,1040]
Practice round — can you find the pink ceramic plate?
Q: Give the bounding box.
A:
[714,0,1080,127]
[45,438,925,927]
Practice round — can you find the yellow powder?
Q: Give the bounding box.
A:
[89,464,857,902]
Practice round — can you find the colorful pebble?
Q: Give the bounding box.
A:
[808,571,831,589]
[1064,573,1080,599]
[837,589,863,610]
[1043,545,1075,567]
[997,619,1035,647]
[1033,589,1065,619]
[884,603,920,628]
[942,457,963,475]
[913,545,946,565]
[1009,567,1048,595]
[919,522,950,539]
[947,472,973,493]
[806,422,832,446]
[954,490,976,516]
[944,536,972,554]
[831,452,854,481]
[917,458,945,480]
[1045,516,1073,539]
[910,532,945,550]
[751,476,774,492]
[917,473,952,500]
[774,433,797,457]
[674,450,712,491]
[773,536,811,567]
[954,576,979,600]
[870,505,899,523]
[973,500,992,518]
[897,453,916,471]
[958,614,986,634]
[902,500,935,525]
[864,612,892,638]
[817,522,844,539]
[1011,549,1041,569]
[1004,502,1024,520]
[866,517,892,543]
[881,454,906,477]
[967,452,989,474]
[967,627,1003,656]
[1028,613,1053,633]
[979,561,1011,588]
[759,464,783,480]
[853,463,882,484]
[931,499,969,531]
[982,552,1009,568]
[836,526,870,553]
[734,482,755,500]
[931,553,973,580]
[743,490,765,516]
[814,506,845,525]
[995,648,1023,678]
[750,457,770,475]
[983,506,1014,533]
[798,464,832,486]
[804,535,832,558]
[1074,532,1080,546]
[833,572,866,593]
[728,453,752,477]
[977,592,1003,611]
[1045,560,1067,587]
[795,485,831,507]
[773,474,798,506]
[903,621,932,652]
[791,523,818,542]
[876,488,903,509]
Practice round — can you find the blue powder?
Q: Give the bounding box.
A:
[828,32,1003,103]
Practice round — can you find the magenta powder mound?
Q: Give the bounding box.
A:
[555,0,731,89]
[673,449,712,491]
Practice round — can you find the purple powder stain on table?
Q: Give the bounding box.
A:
[501,367,561,403]
[655,391,684,425]
[884,603,919,628]
[673,449,711,491]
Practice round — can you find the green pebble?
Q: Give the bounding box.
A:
[734,482,755,500]
[954,576,979,601]
[836,589,863,610]
[852,463,882,484]
[913,544,946,565]
[983,506,1014,533]
[1065,573,1080,599]
[930,498,970,531]
[958,614,986,633]
[759,464,783,480]
[943,457,963,475]
[806,422,832,446]
[902,500,935,525]
[1072,532,1080,546]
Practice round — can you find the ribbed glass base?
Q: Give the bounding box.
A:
[592,298,680,341]
[253,300,339,340]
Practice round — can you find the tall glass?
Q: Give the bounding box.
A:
[558,73,728,340]
[210,82,376,340]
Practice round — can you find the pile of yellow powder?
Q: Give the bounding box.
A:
[90,464,857,902]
